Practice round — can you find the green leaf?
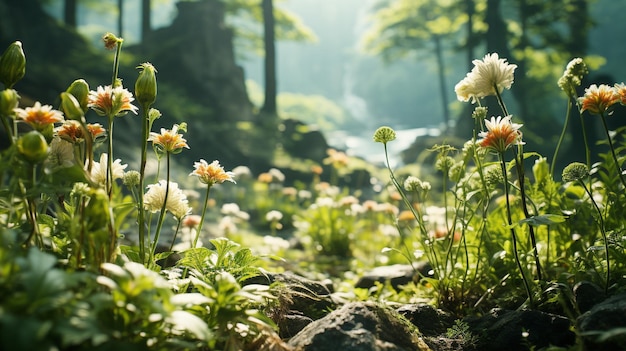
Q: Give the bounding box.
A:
[518,214,567,227]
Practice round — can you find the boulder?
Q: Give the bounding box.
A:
[577,293,626,350]
[288,301,431,351]
[355,262,432,291]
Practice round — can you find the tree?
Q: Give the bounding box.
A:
[261,0,276,114]
[63,0,77,28]
[141,0,151,43]
[362,0,467,128]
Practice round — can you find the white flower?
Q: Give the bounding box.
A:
[144,180,191,219]
[455,53,517,102]
[88,153,128,185]
[265,210,283,222]
[45,137,74,171]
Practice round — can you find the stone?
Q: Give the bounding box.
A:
[573,280,605,313]
[465,308,575,351]
[288,301,432,351]
[397,304,456,337]
[355,262,432,291]
[577,293,626,350]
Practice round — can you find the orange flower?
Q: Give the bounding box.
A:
[88,85,138,117]
[324,148,349,168]
[578,84,619,115]
[57,120,107,143]
[14,101,64,129]
[397,210,416,222]
[190,159,235,186]
[614,83,626,106]
[478,115,523,153]
[148,124,189,153]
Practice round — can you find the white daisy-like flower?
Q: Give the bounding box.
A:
[144,180,191,220]
[88,153,128,185]
[455,53,517,102]
[265,210,283,222]
[44,137,75,171]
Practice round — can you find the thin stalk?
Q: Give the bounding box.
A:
[168,219,182,252]
[599,112,626,189]
[138,107,150,263]
[194,184,211,249]
[579,180,610,295]
[551,98,573,175]
[499,152,534,307]
[149,152,170,264]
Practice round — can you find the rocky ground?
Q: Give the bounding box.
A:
[245,266,626,351]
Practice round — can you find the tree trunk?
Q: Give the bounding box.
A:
[117,0,123,38]
[141,0,151,43]
[63,0,77,28]
[433,34,450,129]
[261,0,277,114]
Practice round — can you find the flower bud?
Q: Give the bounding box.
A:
[0,89,19,116]
[65,79,90,113]
[562,162,588,183]
[102,33,121,50]
[532,156,549,185]
[373,126,396,144]
[60,92,84,121]
[0,41,26,88]
[17,130,49,163]
[135,62,157,108]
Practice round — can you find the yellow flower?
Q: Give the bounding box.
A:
[190,159,236,186]
[148,124,189,153]
[478,115,524,153]
[579,84,619,115]
[88,85,138,117]
[613,83,626,106]
[455,53,517,102]
[14,101,64,129]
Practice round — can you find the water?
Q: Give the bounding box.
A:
[326,127,441,168]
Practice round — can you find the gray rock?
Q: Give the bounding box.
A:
[355,262,432,291]
[397,304,456,337]
[288,301,431,351]
[577,293,626,350]
[465,308,575,351]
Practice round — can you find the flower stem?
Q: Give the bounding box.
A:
[194,184,212,249]
[138,108,150,263]
[499,152,534,307]
[551,98,573,176]
[149,152,170,264]
[599,112,626,189]
[579,180,610,295]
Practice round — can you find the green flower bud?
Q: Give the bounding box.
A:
[102,32,121,50]
[373,126,396,144]
[135,62,157,108]
[83,188,111,231]
[532,156,549,185]
[123,170,140,187]
[0,41,26,88]
[0,89,19,116]
[65,79,90,113]
[562,162,588,183]
[60,92,84,120]
[17,130,48,163]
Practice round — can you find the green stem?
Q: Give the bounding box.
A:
[138,107,150,263]
[168,219,182,252]
[194,184,212,249]
[106,116,114,198]
[579,180,610,295]
[500,152,534,307]
[149,152,170,264]
[599,112,626,189]
[551,98,573,176]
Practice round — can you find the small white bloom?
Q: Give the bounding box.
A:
[144,180,191,219]
[265,210,283,222]
[88,153,128,185]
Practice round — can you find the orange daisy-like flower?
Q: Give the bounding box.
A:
[613,83,626,106]
[478,115,524,153]
[190,159,236,186]
[324,148,349,168]
[88,85,138,117]
[14,101,64,130]
[148,124,189,153]
[578,84,619,115]
[57,120,107,143]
